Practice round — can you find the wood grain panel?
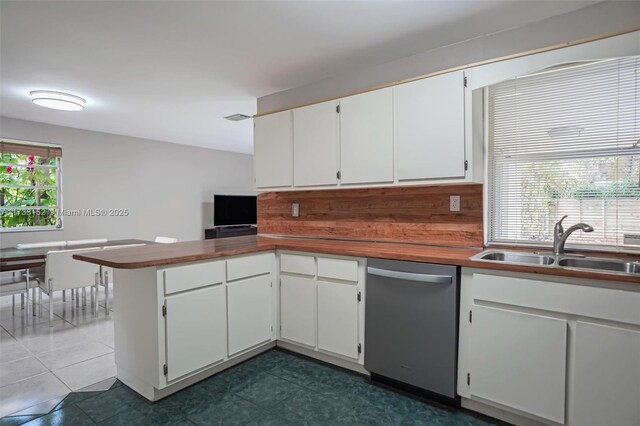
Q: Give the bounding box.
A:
[258,184,483,247]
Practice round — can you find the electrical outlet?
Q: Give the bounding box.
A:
[292,203,300,217]
[450,196,460,212]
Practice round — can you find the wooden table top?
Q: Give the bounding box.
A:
[0,239,151,272]
[72,235,640,285]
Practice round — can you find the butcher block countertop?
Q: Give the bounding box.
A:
[73,235,640,284]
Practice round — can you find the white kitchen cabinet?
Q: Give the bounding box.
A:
[164,285,227,382]
[317,280,360,360]
[339,88,394,185]
[469,305,567,424]
[572,321,640,426]
[253,111,293,189]
[280,275,316,347]
[293,100,340,187]
[394,70,466,181]
[227,275,273,356]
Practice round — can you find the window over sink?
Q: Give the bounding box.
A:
[488,56,640,251]
[0,139,63,232]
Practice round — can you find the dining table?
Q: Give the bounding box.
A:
[0,239,151,272]
[0,239,153,318]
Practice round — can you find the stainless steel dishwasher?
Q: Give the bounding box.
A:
[365,258,459,405]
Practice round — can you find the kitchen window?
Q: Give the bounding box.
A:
[488,56,640,251]
[0,139,63,232]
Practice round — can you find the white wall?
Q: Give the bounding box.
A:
[0,117,254,248]
[258,1,640,114]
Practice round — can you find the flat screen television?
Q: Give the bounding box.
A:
[214,194,257,227]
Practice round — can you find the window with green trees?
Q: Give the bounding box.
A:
[488,56,640,250]
[0,140,63,231]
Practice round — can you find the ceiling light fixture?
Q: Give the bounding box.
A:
[224,114,251,121]
[30,90,86,111]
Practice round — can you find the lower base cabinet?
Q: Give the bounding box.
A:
[165,285,227,382]
[572,321,640,426]
[280,275,316,347]
[317,280,359,360]
[459,269,640,426]
[469,305,567,424]
[279,252,365,364]
[227,275,274,356]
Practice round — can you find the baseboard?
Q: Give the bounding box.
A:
[276,340,369,375]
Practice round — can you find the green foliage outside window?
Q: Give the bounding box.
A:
[0,153,61,229]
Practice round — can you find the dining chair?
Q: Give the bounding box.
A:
[155,236,178,243]
[97,243,147,314]
[40,248,102,326]
[0,271,38,316]
[66,238,108,246]
[16,241,66,249]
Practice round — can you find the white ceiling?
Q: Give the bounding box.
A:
[1,0,598,154]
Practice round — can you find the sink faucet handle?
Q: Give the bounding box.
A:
[556,215,569,233]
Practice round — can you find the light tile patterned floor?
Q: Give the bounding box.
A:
[0,349,497,426]
[0,285,115,418]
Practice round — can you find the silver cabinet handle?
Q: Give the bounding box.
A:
[367,267,452,284]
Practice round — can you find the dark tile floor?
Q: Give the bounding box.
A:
[0,349,494,425]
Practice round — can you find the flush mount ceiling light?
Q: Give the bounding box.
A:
[30,90,86,111]
[224,113,251,121]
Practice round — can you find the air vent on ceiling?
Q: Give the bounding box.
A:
[224,114,251,121]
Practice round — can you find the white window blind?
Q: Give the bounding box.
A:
[488,56,640,250]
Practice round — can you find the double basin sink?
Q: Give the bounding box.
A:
[473,250,640,276]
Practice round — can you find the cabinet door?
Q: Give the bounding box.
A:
[254,111,293,189]
[572,321,640,426]
[280,275,316,347]
[227,275,273,356]
[395,70,465,181]
[340,88,393,185]
[293,100,339,187]
[469,305,567,424]
[165,285,226,382]
[317,281,359,360]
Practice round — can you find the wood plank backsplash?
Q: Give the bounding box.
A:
[257,184,483,247]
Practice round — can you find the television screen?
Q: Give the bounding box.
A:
[214,194,257,226]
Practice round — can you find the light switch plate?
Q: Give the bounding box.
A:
[450,196,460,212]
[292,203,300,217]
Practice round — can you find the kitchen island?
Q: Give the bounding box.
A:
[75,235,640,426]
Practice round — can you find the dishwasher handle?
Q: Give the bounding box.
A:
[367,266,452,284]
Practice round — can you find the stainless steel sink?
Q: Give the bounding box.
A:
[479,251,555,266]
[472,250,640,277]
[557,258,640,274]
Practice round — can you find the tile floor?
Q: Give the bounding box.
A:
[0,286,116,418]
[1,349,495,426]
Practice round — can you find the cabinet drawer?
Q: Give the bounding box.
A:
[164,261,224,295]
[227,253,273,281]
[280,253,315,276]
[317,257,358,282]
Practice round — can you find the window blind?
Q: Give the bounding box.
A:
[488,56,640,250]
[0,140,62,158]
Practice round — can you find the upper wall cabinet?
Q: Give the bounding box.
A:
[394,70,466,181]
[339,88,394,185]
[293,100,340,187]
[253,69,481,191]
[254,111,293,189]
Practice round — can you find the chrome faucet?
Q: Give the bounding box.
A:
[553,215,594,255]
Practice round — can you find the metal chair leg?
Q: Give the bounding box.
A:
[76,288,80,308]
[12,295,15,316]
[82,287,86,310]
[104,270,110,315]
[93,272,98,315]
[21,293,25,310]
[48,279,54,327]
[38,287,42,316]
[71,289,75,300]
[62,290,66,302]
